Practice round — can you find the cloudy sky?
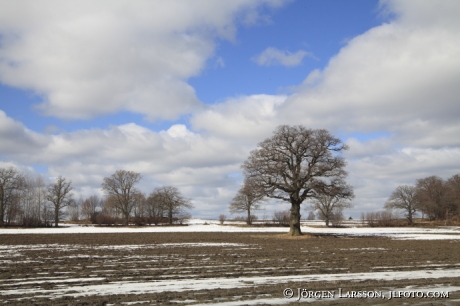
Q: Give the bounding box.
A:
[1,0,459,219]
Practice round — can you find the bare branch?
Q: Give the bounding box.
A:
[242,125,351,235]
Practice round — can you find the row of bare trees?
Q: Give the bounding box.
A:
[100,170,193,226]
[385,174,460,224]
[0,167,193,227]
[0,167,74,227]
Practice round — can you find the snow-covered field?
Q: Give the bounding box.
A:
[1,220,460,305]
[0,219,459,240]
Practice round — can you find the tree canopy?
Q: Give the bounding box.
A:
[46,175,73,227]
[242,125,352,235]
[102,170,142,226]
[384,185,419,225]
[229,178,265,225]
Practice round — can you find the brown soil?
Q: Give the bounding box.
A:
[0,232,459,305]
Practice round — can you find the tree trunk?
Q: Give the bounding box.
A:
[0,198,4,226]
[325,218,329,227]
[54,206,59,227]
[289,202,302,236]
[124,214,129,226]
[247,207,251,225]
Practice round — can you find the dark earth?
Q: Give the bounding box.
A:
[1,231,459,305]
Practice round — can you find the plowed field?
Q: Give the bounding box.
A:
[1,232,459,305]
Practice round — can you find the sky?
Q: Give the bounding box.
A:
[1,0,460,219]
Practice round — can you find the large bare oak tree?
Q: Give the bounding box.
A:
[46,176,73,227]
[242,125,351,236]
[101,170,142,225]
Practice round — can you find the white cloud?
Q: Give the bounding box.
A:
[0,0,288,121]
[0,110,49,157]
[191,0,460,214]
[191,94,286,142]
[1,0,460,219]
[0,110,248,216]
[280,1,460,141]
[252,47,313,66]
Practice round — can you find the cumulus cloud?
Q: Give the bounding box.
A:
[1,0,460,218]
[0,110,49,157]
[191,94,286,142]
[280,1,460,142]
[252,47,313,66]
[191,0,460,213]
[0,0,287,121]
[0,110,250,216]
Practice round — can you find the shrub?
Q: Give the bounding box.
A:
[218,214,226,225]
[273,210,290,226]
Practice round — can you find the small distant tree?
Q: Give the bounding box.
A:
[46,176,73,227]
[384,185,419,225]
[330,210,344,227]
[102,170,142,226]
[82,195,101,222]
[152,186,193,225]
[68,198,80,222]
[310,183,354,227]
[273,210,290,226]
[218,214,226,225]
[229,178,265,225]
[306,211,316,220]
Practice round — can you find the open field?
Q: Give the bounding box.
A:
[1,223,460,305]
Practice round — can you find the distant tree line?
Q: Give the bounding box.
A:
[0,167,193,227]
[384,174,460,224]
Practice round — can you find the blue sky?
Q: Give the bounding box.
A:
[1,0,460,219]
[1,0,383,133]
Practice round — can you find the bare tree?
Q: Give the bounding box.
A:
[218,214,226,225]
[146,191,165,225]
[229,178,265,225]
[67,197,80,222]
[101,170,142,226]
[46,176,73,227]
[0,167,24,226]
[151,186,193,225]
[81,195,101,222]
[33,175,47,226]
[132,192,147,225]
[306,211,316,220]
[242,125,352,236]
[329,210,345,227]
[273,210,290,226]
[310,182,354,227]
[20,175,39,226]
[384,185,419,225]
[446,174,460,217]
[416,176,449,220]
